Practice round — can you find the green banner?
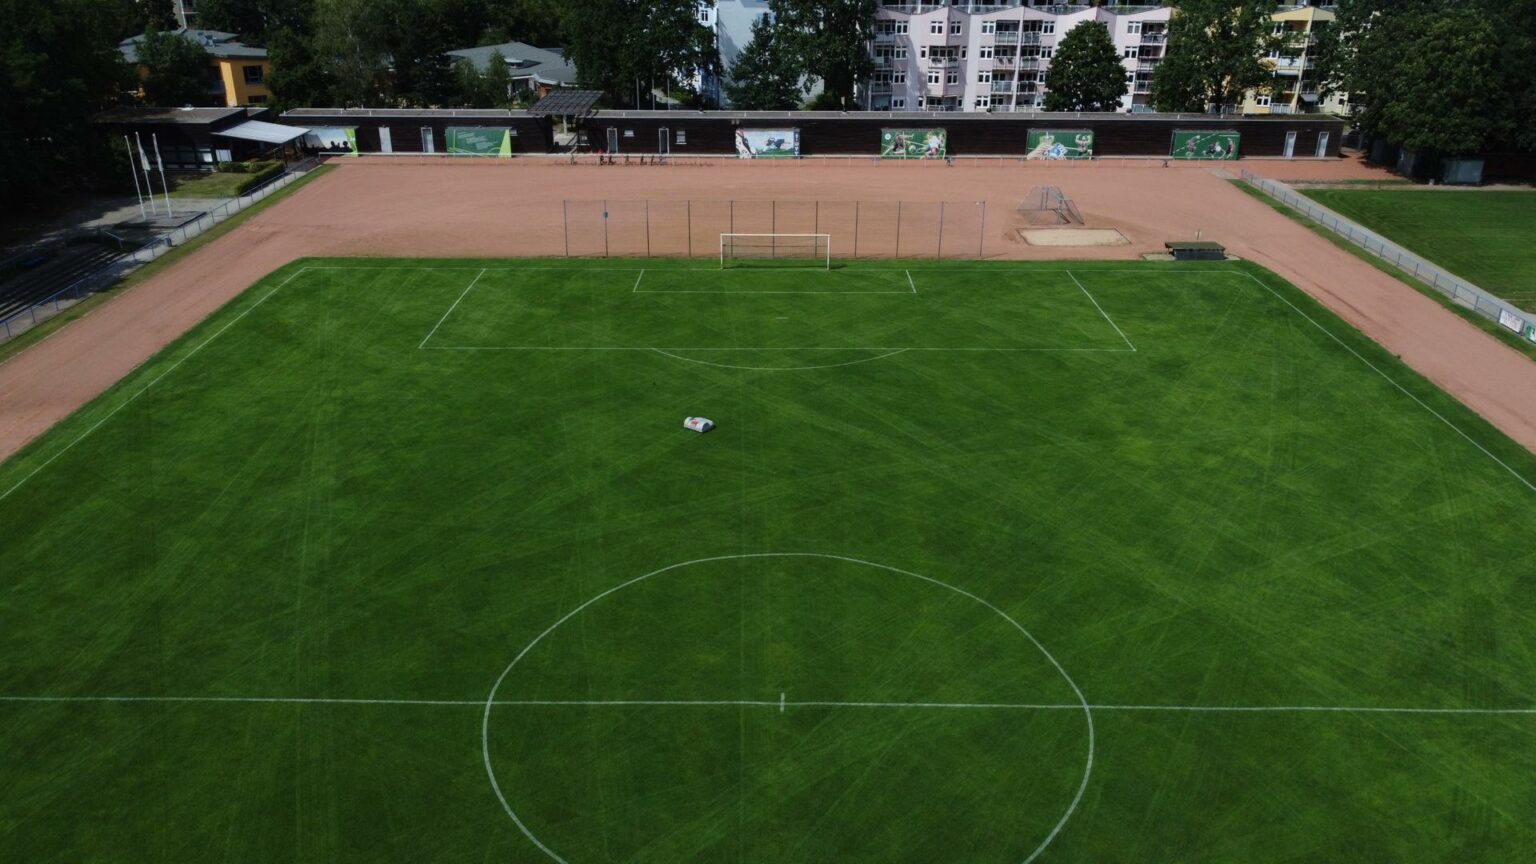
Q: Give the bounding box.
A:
[1171,130,1240,160]
[1525,323,1536,345]
[446,127,513,157]
[881,128,947,159]
[1026,129,1094,160]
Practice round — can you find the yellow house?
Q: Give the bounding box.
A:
[1242,3,1350,117]
[119,29,273,107]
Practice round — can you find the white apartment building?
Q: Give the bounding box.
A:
[866,2,1172,113]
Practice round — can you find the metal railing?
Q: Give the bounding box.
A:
[0,158,322,341]
[1240,171,1536,338]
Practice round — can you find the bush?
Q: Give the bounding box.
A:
[216,159,281,175]
[233,161,284,193]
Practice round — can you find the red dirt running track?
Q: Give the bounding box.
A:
[3,157,1535,466]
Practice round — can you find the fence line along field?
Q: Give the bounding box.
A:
[1299,188,1536,312]
[1,257,1533,863]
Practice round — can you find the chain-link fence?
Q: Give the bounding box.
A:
[561,199,992,260]
[0,159,322,341]
[1240,170,1536,340]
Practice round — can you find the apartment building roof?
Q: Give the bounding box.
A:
[118,29,268,64]
[446,42,577,87]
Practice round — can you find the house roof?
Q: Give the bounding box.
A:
[529,90,603,116]
[446,42,577,87]
[94,106,249,126]
[119,29,268,64]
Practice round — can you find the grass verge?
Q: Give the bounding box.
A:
[1231,180,1536,363]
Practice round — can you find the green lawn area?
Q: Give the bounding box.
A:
[1301,188,1536,311]
[1,259,1534,862]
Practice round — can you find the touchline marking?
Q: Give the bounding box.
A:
[3,695,1532,716]
[419,346,1136,354]
[631,269,645,292]
[1067,270,1137,352]
[906,270,918,293]
[417,268,486,349]
[1243,272,1536,494]
[0,267,308,506]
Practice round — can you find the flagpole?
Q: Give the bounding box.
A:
[125,135,146,219]
[152,133,172,217]
[135,132,158,216]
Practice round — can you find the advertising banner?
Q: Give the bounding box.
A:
[1171,130,1241,160]
[1026,129,1094,160]
[1526,323,1536,345]
[881,128,947,159]
[446,127,514,157]
[1499,308,1526,334]
[734,128,800,159]
[304,127,357,154]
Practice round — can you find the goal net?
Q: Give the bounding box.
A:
[720,234,831,269]
[1019,186,1084,227]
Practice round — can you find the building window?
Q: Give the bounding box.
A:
[928,70,941,85]
[894,47,907,60]
[249,94,268,104]
[947,70,958,85]
[949,21,962,35]
[1124,47,1137,59]
[930,20,943,35]
[1040,47,1053,59]
[981,21,995,35]
[919,46,927,59]
[676,130,687,144]
[243,65,264,85]
[1255,94,1272,107]
[1127,21,1142,35]
[916,96,925,108]
[895,21,907,34]
[893,71,907,84]
[1042,22,1055,35]
[979,45,993,59]
[978,70,991,83]
[892,97,905,109]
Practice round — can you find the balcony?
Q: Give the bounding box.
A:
[994,31,1042,45]
[873,32,899,45]
[1136,61,1159,73]
[927,55,962,67]
[990,80,1014,93]
[1140,31,1166,44]
[870,82,894,94]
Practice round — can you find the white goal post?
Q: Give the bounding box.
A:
[720,234,831,269]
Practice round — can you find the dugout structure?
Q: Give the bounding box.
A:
[1019,187,1084,227]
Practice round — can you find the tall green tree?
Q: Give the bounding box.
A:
[564,0,715,107]
[1150,0,1280,113]
[1043,21,1128,112]
[483,0,566,46]
[196,0,315,43]
[0,0,134,204]
[1317,0,1521,155]
[137,26,214,105]
[453,50,514,107]
[767,0,875,105]
[312,0,396,106]
[724,15,800,110]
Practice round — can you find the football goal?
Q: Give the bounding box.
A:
[720,234,831,269]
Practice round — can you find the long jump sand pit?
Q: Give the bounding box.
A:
[1019,227,1130,247]
[2,155,1536,463]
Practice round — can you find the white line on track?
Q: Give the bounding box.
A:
[417,268,486,349]
[1,695,1532,715]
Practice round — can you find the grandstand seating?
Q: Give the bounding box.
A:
[0,240,125,325]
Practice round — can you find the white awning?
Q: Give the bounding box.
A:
[214,120,310,145]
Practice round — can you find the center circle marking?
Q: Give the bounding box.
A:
[481,552,1094,863]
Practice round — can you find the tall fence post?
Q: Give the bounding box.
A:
[730,199,735,234]
[896,201,903,259]
[686,200,692,258]
[854,201,860,259]
[645,199,651,258]
[562,200,570,257]
[814,200,820,236]
[937,201,945,259]
[978,201,986,260]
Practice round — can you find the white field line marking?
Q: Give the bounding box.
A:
[1243,272,1536,494]
[417,268,486,350]
[635,290,914,295]
[780,692,786,713]
[2,695,1533,715]
[631,269,645,292]
[648,348,911,371]
[297,265,1247,276]
[479,552,1095,864]
[1067,270,1137,352]
[906,270,918,293]
[420,346,1136,354]
[0,267,308,506]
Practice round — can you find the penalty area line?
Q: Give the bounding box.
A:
[1067,270,1137,352]
[418,268,487,350]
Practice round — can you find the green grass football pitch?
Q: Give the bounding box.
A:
[1300,188,1536,312]
[2,258,1535,863]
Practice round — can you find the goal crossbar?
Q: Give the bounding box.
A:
[720,233,831,270]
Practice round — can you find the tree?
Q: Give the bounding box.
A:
[196,0,315,44]
[0,0,135,205]
[453,50,514,108]
[1043,21,1127,112]
[1150,0,1280,113]
[767,0,875,106]
[724,15,800,110]
[312,0,395,106]
[1316,0,1523,155]
[137,26,214,105]
[483,0,566,46]
[265,24,334,108]
[564,0,715,106]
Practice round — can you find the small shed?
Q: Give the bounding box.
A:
[1165,241,1227,261]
